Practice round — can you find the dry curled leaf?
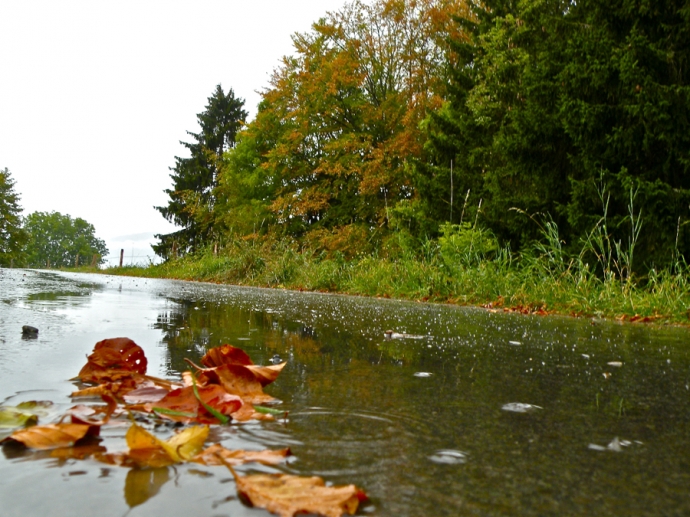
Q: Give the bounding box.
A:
[132,385,243,424]
[68,393,118,426]
[198,364,275,405]
[5,423,96,450]
[192,443,291,466]
[201,344,254,368]
[77,338,148,382]
[201,344,287,386]
[228,468,366,517]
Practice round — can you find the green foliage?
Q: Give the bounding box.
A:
[155,85,247,258]
[0,168,27,267]
[438,221,499,268]
[24,211,108,268]
[423,0,690,266]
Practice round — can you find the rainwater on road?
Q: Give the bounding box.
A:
[0,269,689,516]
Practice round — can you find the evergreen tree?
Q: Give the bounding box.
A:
[0,167,27,267]
[154,85,247,258]
[423,0,690,267]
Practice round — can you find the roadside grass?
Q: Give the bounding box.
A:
[95,233,690,325]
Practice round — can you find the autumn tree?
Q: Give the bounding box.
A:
[23,211,108,268]
[216,0,469,252]
[0,167,28,267]
[155,85,247,258]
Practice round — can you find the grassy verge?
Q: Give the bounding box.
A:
[95,234,690,325]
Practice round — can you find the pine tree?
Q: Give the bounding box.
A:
[154,85,247,258]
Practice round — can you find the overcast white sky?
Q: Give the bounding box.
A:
[0,0,350,264]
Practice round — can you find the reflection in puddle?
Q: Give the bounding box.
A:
[124,467,171,508]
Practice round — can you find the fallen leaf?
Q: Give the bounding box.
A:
[245,363,288,387]
[231,403,276,422]
[0,408,38,429]
[125,422,209,463]
[77,338,148,382]
[201,345,286,386]
[192,443,291,466]
[199,364,275,405]
[0,401,53,430]
[123,386,171,404]
[137,385,243,424]
[68,393,118,426]
[228,467,366,517]
[201,344,254,368]
[6,423,95,450]
[159,425,209,462]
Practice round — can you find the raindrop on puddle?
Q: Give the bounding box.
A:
[429,450,467,465]
[501,402,542,413]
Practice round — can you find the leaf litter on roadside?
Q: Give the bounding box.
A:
[0,337,367,517]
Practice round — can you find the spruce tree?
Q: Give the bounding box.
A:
[154,85,247,258]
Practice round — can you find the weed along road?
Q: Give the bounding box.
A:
[1,268,689,516]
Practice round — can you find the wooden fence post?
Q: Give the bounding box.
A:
[119,249,124,268]
[91,254,98,267]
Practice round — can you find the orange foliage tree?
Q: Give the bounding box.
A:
[216,0,469,250]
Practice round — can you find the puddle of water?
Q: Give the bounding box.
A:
[1,269,690,516]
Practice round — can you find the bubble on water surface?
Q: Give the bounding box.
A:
[501,402,542,413]
[413,372,432,378]
[429,450,467,465]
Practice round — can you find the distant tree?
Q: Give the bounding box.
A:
[154,85,248,258]
[0,167,28,267]
[24,211,108,268]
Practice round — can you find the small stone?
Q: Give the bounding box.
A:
[22,325,39,335]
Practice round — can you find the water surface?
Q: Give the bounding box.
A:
[1,269,688,516]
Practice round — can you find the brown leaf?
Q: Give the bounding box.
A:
[123,386,170,404]
[245,363,287,387]
[231,470,365,517]
[140,385,243,424]
[192,443,291,466]
[199,364,275,405]
[77,338,148,382]
[7,423,95,450]
[201,345,286,386]
[68,393,118,426]
[231,403,275,422]
[201,344,253,368]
